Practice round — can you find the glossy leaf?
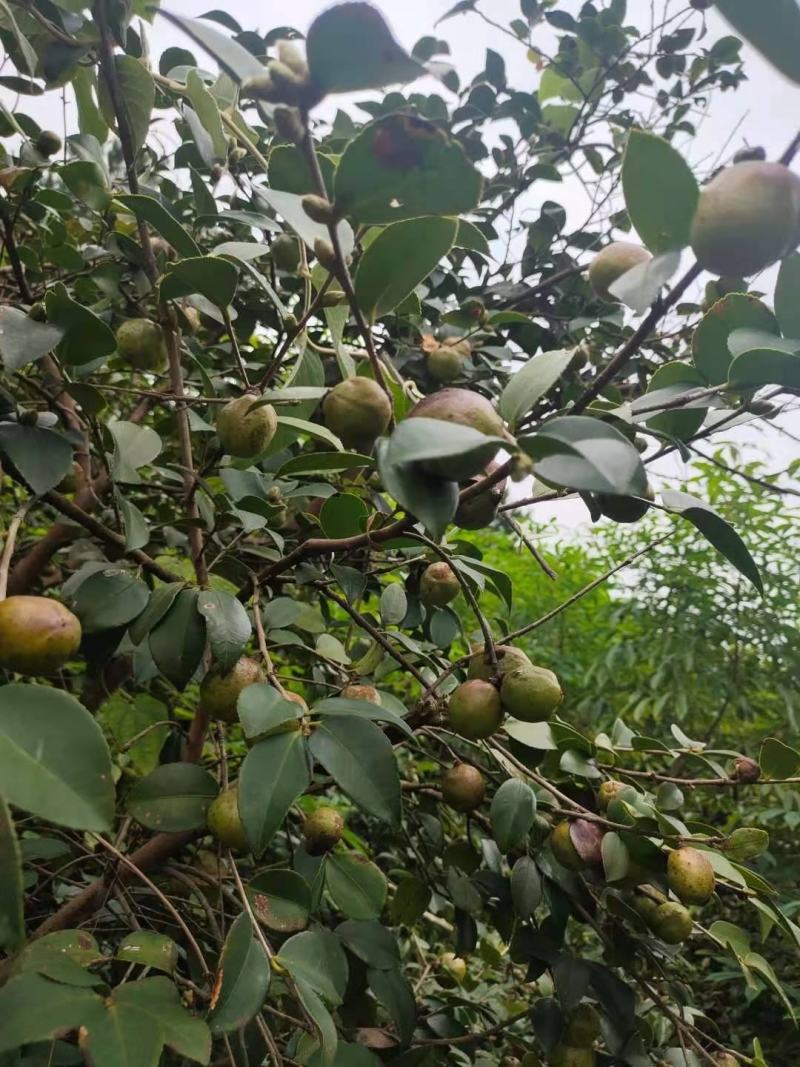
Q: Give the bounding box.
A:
[126,763,219,832]
[726,328,800,389]
[97,55,154,156]
[520,416,648,496]
[325,852,387,920]
[376,437,459,540]
[621,130,698,253]
[692,293,777,385]
[759,737,800,779]
[0,423,73,496]
[44,282,116,366]
[114,194,201,258]
[278,928,349,1006]
[309,716,401,827]
[0,306,64,371]
[208,913,270,1034]
[71,566,149,634]
[117,931,179,974]
[355,217,457,318]
[499,348,574,427]
[490,778,537,852]
[775,251,800,337]
[716,0,800,84]
[160,256,238,308]
[249,869,311,933]
[239,731,311,856]
[148,588,207,688]
[197,589,251,673]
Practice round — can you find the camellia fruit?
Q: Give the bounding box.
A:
[200,656,265,723]
[439,951,467,982]
[549,1044,596,1066]
[597,780,628,810]
[216,395,278,458]
[732,755,760,783]
[711,1055,738,1067]
[550,821,586,871]
[0,596,81,674]
[207,785,249,851]
[428,338,471,383]
[322,377,392,452]
[500,664,563,722]
[447,679,503,740]
[408,388,507,481]
[690,161,800,276]
[271,233,302,272]
[116,318,168,371]
[303,807,344,856]
[596,489,653,524]
[468,644,532,681]
[441,763,486,812]
[35,129,62,157]
[564,1004,601,1047]
[588,242,652,301]
[632,887,667,927]
[419,561,460,608]
[650,900,693,944]
[340,683,380,704]
[455,460,508,529]
[666,846,715,905]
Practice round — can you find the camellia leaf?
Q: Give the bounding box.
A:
[185,69,227,161]
[309,716,401,827]
[376,437,459,540]
[44,282,116,366]
[621,130,698,253]
[510,855,542,919]
[759,737,800,779]
[325,851,387,921]
[197,589,252,673]
[519,415,648,496]
[0,683,115,831]
[499,348,574,427]
[239,731,311,856]
[692,293,778,386]
[775,251,800,337]
[0,423,73,496]
[159,255,238,309]
[114,194,201,258]
[0,797,24,952]
[148,588,207,689]
[70,566,150,634]
[716,0,800,85]
[255,187,355,261]
[334,113,483,225]
[268,144,337,196]
[158,10,266,84]
[0,972,103,1054]
[277,928,349,1007]
[306,3,424,94]
[237,684,303,742]
[129,582,185,645]
[208,913,271,1034]
[355,217,458,319]
[313,697,412,738]
[638,360,707,441]
[97,55,154,156]
[726,328,800,389]
[0,306,64,371]
[59,159,110,210]
[116,931,179,975]
[608,249,682,313]
[490,778,537,853]
[249,869,311,933]
[126,763,219,832]
[660,488,763,593]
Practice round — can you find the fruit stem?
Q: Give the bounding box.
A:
[0,502,31,601]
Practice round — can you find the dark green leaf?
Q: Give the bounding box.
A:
[640,360,706,440]
[376,438,459,540]
[725,827,769,862]
[114,194,201,259]
[0,797,24,952]
[278,928,349,1006]
[520,416,648,496]
[126,763,218,832]
[621,130,698,253]
[97,55,154,156]
[208,913,270,1034]
[239,731,311,856]
[692,293,777,385]
[309,716,401,827]
[0,973,101,1053]
[326,852,387,920]
[116,931,179,974]
[726,328,800,389]
[389,876,431,925]
[601,831,630,883]
[268,144,336,196]
[759,737,800,779]
[490,778,536,853]
[336,919,399,970]
[238,684,302,741]
[160,256,238,308]
[312,697,412,738]
[0,306,64,371]
[249,869,311,933]
[367,965,416,1044]
[510,855,542,919]
[319,493,368,539]
[0,423,73,496]
[499,348,573,427]
[355,217,457,318]
[716,0,800,84]
[197,589,252,673]
[129,582,185,645]
[335,113,483,225]
[0,683,114,831]
[148,588,207,688]
[71,567,149,634]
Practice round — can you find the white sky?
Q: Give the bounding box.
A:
[7,0,800,526]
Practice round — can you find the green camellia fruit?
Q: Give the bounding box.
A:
[597,780,628,810]
[322,377,393,452]
[588,242,652,301]
[455,460,507,529]
[550,821,586,871]
[690,161,800,276]
[271,233,302,272]
[419,561,460,608]
[711,1054,738,1067]
[200,656,265,723]
[632,887,667,927]
[207,785,249,851]
[650,900,693,944]
[500,664,563,722]
[0,596,81,675]
[303,807,344,856]
[468,644,532,681]
[408,387,507,481]
[35,129,62,157]
[428,338,471,383]
[564,1004,601,1047]
[116,318,168,371]
[447,679,503,740]
[441,763,486,812]
[549,1044,595,1066]
[217,395,277,458]
[340,683,380,704]
[666,846,716,905]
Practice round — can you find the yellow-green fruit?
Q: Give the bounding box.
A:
[691,161,800,276]
[56,460,84,495]
[408,388,506,481]
[455,460,507,529]
[588,242,652,301]
[596,491,652,524]
[439,952,467,981]
[468,644,532,681]
[303,807,344,856]
[550,821,586,871]
[340,683,380,705]
[564,1004,601,1047]
[200,656,265,723]
[500,665,563,723]
[116,319,168,371]
[35,130,62,157]
[712,1055,738,1067]
[217,395,277,458]
[419,562,460,608]
[0,596,81,675]
[549,1045,595,1067]
[27,301,47,322]
[632,887,667,926]
[322,377,392,452]
[447,679,503,740]
[271,233,302,272]
[666,846,715,905]
[597,780,627,810]
[651,901,693,944]
[441,763,486,812]
[428,339,470,383]
[207,785,249,852]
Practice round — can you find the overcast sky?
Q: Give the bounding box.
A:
[8,0,800,528]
